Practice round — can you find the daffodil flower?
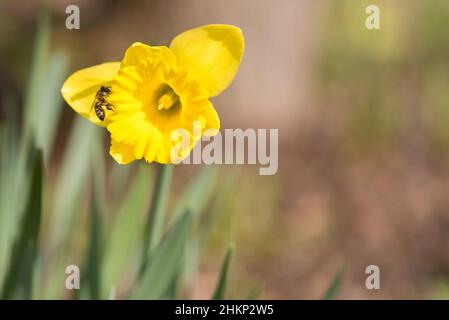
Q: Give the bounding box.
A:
[61,24,244,164]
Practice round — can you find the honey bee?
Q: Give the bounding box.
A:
[90,85,114,121]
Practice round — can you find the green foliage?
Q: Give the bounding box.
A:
[212,243,234,300]
[133,211,192,299]
[2,148,42,299]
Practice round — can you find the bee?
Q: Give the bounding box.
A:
[90,85,114,121]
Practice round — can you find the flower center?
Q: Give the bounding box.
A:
[157,85,180,111]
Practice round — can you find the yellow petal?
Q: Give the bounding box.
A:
[110,139,136,164]
[61,62,120,126]
[122,42,176,68]
[170,24,244,97]
[203,103,220,134]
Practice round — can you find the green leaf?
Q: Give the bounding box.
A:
[167,166,217,291]
[84,189,102,300]
[49,118,99,247]
[140,164,173,274]
[0,4,49,286]
[212,243,235,300]
[322,266,346,300]
[41,119,98,299]
[24,5,50,137]
[0,107,20,285]
[132,211,192,299]
[0,140,31,288]
[246,286,263,300]
[35,50,69,161]
[1,149,43,299]
[198,171,237,247]
[170,166,217,223]
[182,170,236,290]
[101,165,153,298]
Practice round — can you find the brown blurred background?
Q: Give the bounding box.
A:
[2,0,449,299]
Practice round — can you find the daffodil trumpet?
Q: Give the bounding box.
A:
[61,24,244,164]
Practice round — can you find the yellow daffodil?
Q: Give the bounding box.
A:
[61,24,244,164]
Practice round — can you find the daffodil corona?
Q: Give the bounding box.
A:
[61,25,244,164]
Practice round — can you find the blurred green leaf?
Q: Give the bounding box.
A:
[35,50,69,161]
[197,171,237,247]
[101,165,153,298]
[140,164,173,274]
[84,189,102,300]
[167,166,217,291]
[133,211,192,299]
[322,266,345,300]
[89,133,106,209]
[41,119,98,299]
[0,5,49,287]
[182,170,236,291]
[171,166,217,223]
[0,100,20,283]
[0,126,32,288]
[109,163,133,199]
[24,5,49,138]
[1,95,19,156]
[1,149,43,299]
[246,286,262,300]
[50,118,99,247]
[212,243,234,300]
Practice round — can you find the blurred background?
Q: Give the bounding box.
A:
[1,0,449,299]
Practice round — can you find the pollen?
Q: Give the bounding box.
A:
[157,87,180,111]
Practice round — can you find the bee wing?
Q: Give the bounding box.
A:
[89,91,99,116]
[89,99,96,116]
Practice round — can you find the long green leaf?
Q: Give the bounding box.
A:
[170,166,217,224]
[167,166,217,292]
[84,188,102,300]
[35,50,69,161]
[101,165,153,298]
[133,211,192,299]
[42,120,98,299]
[50,118,98,247]
[1,149,43,299]
[198,171,238,247]
[0,4,48,287]
[322,266,346,300]
[212,243,234,300]
[140,164,173,274]
[24,5,50,138]
[183,170,236,291]
[0,104,20,285]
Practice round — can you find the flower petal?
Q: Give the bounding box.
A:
[122,42,176,69]
[61,62,120,126]
[110,139,136,164]
[203,103,220,133]
[170,24,244,97]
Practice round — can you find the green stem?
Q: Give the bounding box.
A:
[140,164,173,275]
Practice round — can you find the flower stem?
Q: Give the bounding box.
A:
[140,164,173,274]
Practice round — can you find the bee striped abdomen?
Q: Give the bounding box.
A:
[95,101,106,121]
